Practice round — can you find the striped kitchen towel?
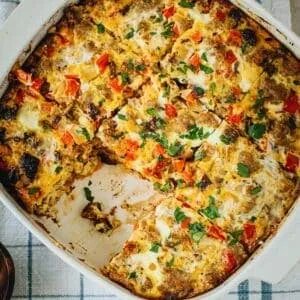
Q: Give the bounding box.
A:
[0,1,298,300]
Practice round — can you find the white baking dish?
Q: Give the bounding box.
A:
[0,0,300,299]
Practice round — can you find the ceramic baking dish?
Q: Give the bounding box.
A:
[0,0,300,299]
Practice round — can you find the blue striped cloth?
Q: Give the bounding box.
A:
[0,1,298,299]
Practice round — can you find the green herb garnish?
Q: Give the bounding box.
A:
[163,84,170,97]
[28,187,40,195]
[199,196,220,220]
[55,166,63,174]
[251,185,262,195]
[118,113,127,121]
[150,242,161,253]
[189,222,205,242]
[140,131,168,148]
[125,28,135,39]
[178,0,195,8]
[228,230,243,245]
[201,52,208,62]
[181,125,210,140]
[129,272,137,279]
[248,123,266,140]
[77,128,91,141]
[121,72,130,85]
[194,150,206,161]
[97,23,105,33]
[161,21,174,38]
[153,12,163,23]
[127,59,135,70]
[195,86,205,96]
[177,179,185,188]
[174,207,187,223]
[177,61,194,74]
[200,64,214,74]
[146,107,159,117]
[166,256,175,268]
[167,142,183,157]
[210,82,216,95]
[160,181,173,192]
[220,134,233,145]
[84,187,94,202]
[237,163,250,178]
[135,63,146,71]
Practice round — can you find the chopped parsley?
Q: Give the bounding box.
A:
[251,185,262,195]
[237,163,250,178]
[97,23,105,33]
[210,82,216,95]
[129,271,137,279]
[176,179,185,188]
[125,28,135,39]
[189,222,205,242]
[252,90,264,109]
[135,63,146,72]
[248,123,266,140]
[178,0,195,8]
[241,42,249,54]
[252,90,266,119]
[77,128,91,141]
[152,12,163,23]
[160,181,173,192]
[118,113,127,121]
[83,187,94,202]
[166,256,175,268]
[150,242,161,253]
[161,21,174,38]
[154,117,166,129]
[167,142,183,157]
[228,230,243,245]
[140,131,168,148]
[127,59,135,70]
[194,150,206,161]
[199,196,220,220]
[200,64,214,74]
[28,187,40,195]
[180,125,210,140]
[121,72,130,85]
[140,132,183,157]
[220,134,234,145]
[88,180,92,186]
[195,86,205,96]
[201,52,208,62]
[55,166,63,174]
[146,107,159,117]
[225,95,236,104]
[99,98,105,105]
[153,182,162,191]
[163,84,170,97]
[177,61,194,74]
[150,242,161,252]
[174,207,187,223]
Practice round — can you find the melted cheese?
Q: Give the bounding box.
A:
[18,102,40,131]
[188,10,212,24]
[156,219,171,241]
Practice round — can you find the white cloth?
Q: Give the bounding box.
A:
[0,1,298,300]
